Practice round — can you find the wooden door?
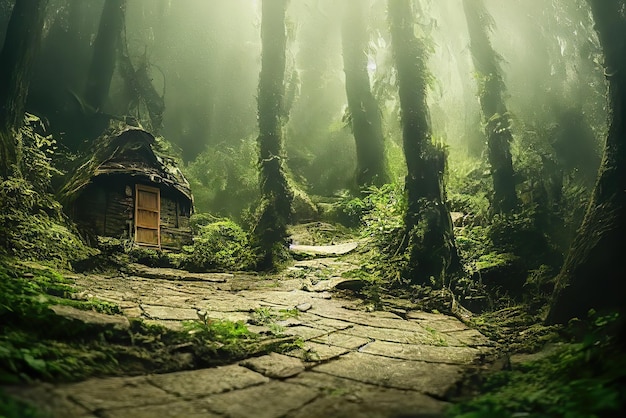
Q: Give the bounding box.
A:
[135,184,160,247]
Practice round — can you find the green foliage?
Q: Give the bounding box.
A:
[0,389,41,418]
[0,175,94,267]
[0,116,95,267]
[184,138,259,221]
[182,218,255,271]
[184,313,254,351]
[447,156,491,225]
[448,313,626,418]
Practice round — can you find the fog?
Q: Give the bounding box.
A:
[0,0,606,213]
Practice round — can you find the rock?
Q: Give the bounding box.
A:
[296,303,312,312]
[49,304,130,330]
[333,278,367,292]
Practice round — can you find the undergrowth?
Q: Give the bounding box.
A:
[448,312,626,418]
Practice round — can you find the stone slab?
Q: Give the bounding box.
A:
[341,324,446,345]
[148,365,269,398]
[49,305,130,330]
[285,341,350,362]
[130,264,231,282]
[309,305,426,332]
[447,328,495,347]
[312,351,463,398]
[309,316,354,331]
[418,317,471,332]
[312,332,371,350]
[240,353,305,379]
[359,340,481,364]
[101,400,221,418]
[200,381,318,418]
[194,295,259,312]
[281,325,330,340]
[60,376,177,411]
[141,305,198,321]
[285,372,448,418]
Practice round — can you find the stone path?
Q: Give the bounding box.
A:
[5,257,497,418]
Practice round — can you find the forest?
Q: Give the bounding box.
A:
[0,0,625,417]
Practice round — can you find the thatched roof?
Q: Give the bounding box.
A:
[58,123,192,205]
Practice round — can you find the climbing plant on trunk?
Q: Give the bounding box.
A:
[253,0,294,270]
[547,0,626,324]
[341,1,389,189]
[463,0,517,213]
[0,0,49,178]
[388,0,459,286]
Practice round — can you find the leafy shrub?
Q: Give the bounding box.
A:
[182,219,255,271]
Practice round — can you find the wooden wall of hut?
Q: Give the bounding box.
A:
[73,176,192,249]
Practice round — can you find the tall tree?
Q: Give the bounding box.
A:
[547,0,626,324]
[84,0,126,112]
[342,0,389,188]
[388,0,459,285]
[0,0,49,177]
[463,0,517,213]
[253,0,294,269]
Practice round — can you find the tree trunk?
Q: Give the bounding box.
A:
[546,0,626,324]
[463,0,517,213]
[342,1,389,189]
[84,0,126,112]
[0,0,49,177]
[388,0,459,286]
[253,0,294,269]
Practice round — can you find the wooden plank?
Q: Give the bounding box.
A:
[135,184,160,247]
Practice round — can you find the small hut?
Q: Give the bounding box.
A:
[59,123,193,249]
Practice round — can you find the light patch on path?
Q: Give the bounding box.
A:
[289,241,359,256]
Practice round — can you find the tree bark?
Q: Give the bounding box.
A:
[253,0,294,269]
[342,1,389,189]
[463,0,517,213]
[0,0,49,177]
[388,0,459,286]
[546,0,626,324]
[84,0,126,112]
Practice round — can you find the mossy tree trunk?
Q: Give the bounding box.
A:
[388,0,459,286]
[84,0,126,112]
[546,0,626,324]
[342,1,389,189]
[0,0,49,178]
[253,0,294,270]
[463,0,517,213]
